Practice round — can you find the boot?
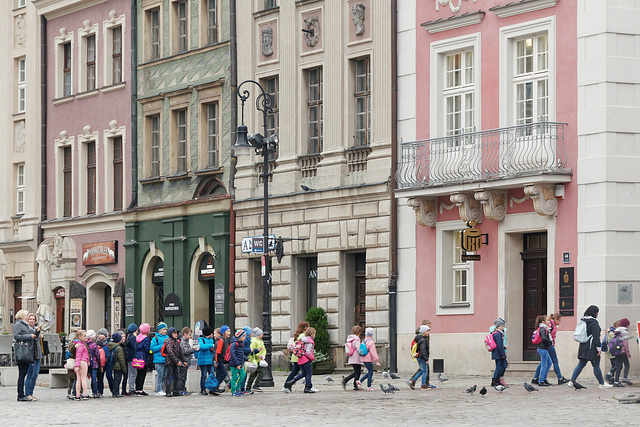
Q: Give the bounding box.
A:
[491,377,499,387]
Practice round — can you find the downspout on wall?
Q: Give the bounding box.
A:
[127,0,138,210]
[39,15,48,245]
[389,0,399,373]
[228,0,238,330]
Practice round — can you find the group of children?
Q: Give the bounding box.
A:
[604,317,634,387]
[64,322,267,399]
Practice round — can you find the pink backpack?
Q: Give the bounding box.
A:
[484,333,497,352]
[531,328,542,345]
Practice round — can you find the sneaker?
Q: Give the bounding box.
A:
[499,378,509,386]
[200,391,208,396]
[253,386,263,392]
[558,378,569,385]
[599,383,613,389]
[623,379,634,386]
[367,387,376,391]
[303,388,315,394]
[613,382,624,387]
[281,386,290,393]
[140,391,149,396]
[231,392,243,397]
[166,393,173,397]
[406,380,415,390]
[284,381,293,392]
[567,381,575,389]
[605,373,614,384]
[17,396,32,402]
[180,391,192,396]
[538,381,551,387]
[156,391,166,396]
[341,376,346,390]
[81,394,91,400]
[421,385,429,390]
[427,384,436,389]
[356,380,363,390]
[531,378,539,385]
[309,387,318,392]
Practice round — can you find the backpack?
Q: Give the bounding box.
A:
[344,341,354,357]
[601,331,609,353]
[359,339,370,357]
[106,345,117,367]
[411,337,420,360]
[531,328,542,345]
[293,339,306,358]
[224,341,231,363]
[574,320,590,343]
[205,373,219,391]
[160,341,168,358]
[609,335,624,356]
[287,336,296,352]
[484,333,497,352]
[97,346,106,367]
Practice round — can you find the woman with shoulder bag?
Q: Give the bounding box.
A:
[25,313,42,401]
[13,310,36,402]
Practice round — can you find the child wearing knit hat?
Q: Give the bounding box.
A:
[125,323,138,395]
[95,328,111,397]
[229,329,248,396]
[85,330,102,398]
[246,328,266,392]
[109,333,126,397]
[150,322,169,396]
[612,318,633,387]
[214,326,231,392]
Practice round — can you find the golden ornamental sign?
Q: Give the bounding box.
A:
[459,220,488,261]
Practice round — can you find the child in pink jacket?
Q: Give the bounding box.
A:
[342,325,363,390]
[73,330,90,400]
[359,328,381,391]
[284,327,316,393]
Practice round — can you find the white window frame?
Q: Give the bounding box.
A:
[18,0,27,8]
[18,58,26,113]
[103,13,126,87]
[103,125,127,212]
[16,163,25,215]
[499,16,556,128]
[145,6,162,61]
[352,56,371,147]
[306,67,323,154]
[54,31,74,99]
[77,130,100,216]
[436,220,475,315]
[173,108,189,173]
[54,134,75,218]
[430,33,481,139]
[78,22,99,93]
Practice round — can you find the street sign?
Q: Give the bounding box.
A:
[241,234,276,253]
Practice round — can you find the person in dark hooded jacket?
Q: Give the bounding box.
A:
[568,305,612,390]
[229,329,248,396]
[125,323,138,395]
[164,327,187,397]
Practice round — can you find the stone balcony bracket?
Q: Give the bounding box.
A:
[407,197,437,227]
[524,184,558,217]
[474,190,507,221]
[450,193,482,224]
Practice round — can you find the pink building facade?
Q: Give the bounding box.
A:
[35,0,132,334]
[396,0,579,375]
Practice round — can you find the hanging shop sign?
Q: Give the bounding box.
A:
[82,241,117,265]
[54,288,65,299]
[198,252,216,281]
[459,220,488,261]
[163,292,182,316]
[152,259,164,284]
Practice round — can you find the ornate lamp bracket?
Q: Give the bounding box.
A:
[474,190,507,221]
[450,193,482,223]
[524,184,557,216]
[408,197,437,228]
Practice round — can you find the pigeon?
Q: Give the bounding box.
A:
[479,386,487,397]
[438,373,449,383]
[464,385,477,394]
[524,382,538,392]
[494,384,506,392]
[380,383,393,394]
[389,372,401,380]
[325,374,334,383]
[382,370,389,379]
[572,382,587,390]
[388,383,400,392]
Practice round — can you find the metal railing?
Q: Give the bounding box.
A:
[396,122,569,189]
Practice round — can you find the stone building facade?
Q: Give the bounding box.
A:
[234,0,394,366]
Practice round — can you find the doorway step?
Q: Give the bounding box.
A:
[491,361,539,377]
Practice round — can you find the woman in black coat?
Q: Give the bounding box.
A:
[568,305,611,389]
[13,310,36,401]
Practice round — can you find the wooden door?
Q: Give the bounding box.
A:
[56,297,65,333]
[355,275,366,331]
[521,233,547,361]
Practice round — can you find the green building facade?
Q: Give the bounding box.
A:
[124,0,233,331]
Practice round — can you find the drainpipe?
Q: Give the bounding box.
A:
[389,0,399,373]
[39,15,48,245]
[127,0,138,210]
[228,0,238,330]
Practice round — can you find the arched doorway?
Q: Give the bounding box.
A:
[141,250,165,327]
[80,266,118,333]
[53,287,66,333]
[190,246,215,328]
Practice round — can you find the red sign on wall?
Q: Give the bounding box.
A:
[82,241,117,265]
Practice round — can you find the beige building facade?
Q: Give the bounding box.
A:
[234,0,394,365]
[0,0,42,333]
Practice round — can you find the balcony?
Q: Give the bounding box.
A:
[396,122,570,191]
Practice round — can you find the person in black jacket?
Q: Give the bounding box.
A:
[535,315,554,387]
[164,327,187,397]
[408,325,431,389]
[13,310,36,402]
[124,323,138,395]
[568,305,612,389]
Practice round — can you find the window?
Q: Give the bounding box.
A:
[86,142,96,214]
[205,103,218,168]
[63,146,72,217]
[149,115,160,177]
[263,76,279,160]
[175,1,188,53]
[206,0,217,45]
[18,0,26,8]
[354,57,371,147]
[147,8,160,60]
[16,164,25,215]
[307,68,323,154]
[444,50,474,139]
[175,109,188,173]
[18,58,26,113]
[264,0,278,8]
[112,27,122,84]
[113,136,123,210]
[86,35,96,91]
[436,222,474,315]
[514,35,548,126]
[63,42,72,96]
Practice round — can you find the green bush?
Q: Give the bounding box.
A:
[305,307,330,354]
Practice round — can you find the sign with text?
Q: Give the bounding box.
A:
[459,220,488,261]
[152,259,164,284]
[559,267,574,316]
[163,293,182,316]
[125,288,134,317]
[215,283,224,314]
[82,241,117,265]
[198,252,216,281]
[241,235,276,253]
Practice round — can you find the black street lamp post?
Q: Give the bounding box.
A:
[233,80,278,387]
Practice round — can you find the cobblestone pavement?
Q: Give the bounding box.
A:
[3,371,640,426]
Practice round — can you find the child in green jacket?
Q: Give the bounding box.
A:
[246,328,266,392]
[109,333,127,397]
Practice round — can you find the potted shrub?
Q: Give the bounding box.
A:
[305,307,334,374]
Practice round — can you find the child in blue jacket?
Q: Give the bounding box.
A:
[229,329,248,396]
[150,322,169,395]
[197,326,215,395]
[491,318,508,388]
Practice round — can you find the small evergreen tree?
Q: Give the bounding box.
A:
[305,307,330,354]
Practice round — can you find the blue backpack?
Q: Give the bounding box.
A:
[359,339,370,357]
[205,374,219,391]
[106,345,118,367]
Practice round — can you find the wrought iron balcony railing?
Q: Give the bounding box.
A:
[396,122,569,189]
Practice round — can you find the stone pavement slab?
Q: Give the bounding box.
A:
[2,371,640,426]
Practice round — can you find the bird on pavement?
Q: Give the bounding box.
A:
[388,383,400,392]
[380,384,393,394]
[382,370,389,379]
[479,386,487,397]
[389,371,400,380]
[464,385,477,394]
[438,373,449,383]
[325,374,334,383]
[524,382,538,392]
[494,384,506,392]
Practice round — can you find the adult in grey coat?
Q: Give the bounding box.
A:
[13,310,36,401]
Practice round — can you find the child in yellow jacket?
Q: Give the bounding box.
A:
[246,328,266,392]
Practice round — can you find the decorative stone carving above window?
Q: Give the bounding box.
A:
[450,193,482,223]
[261,27,273,56]
[15,15,26,48]
[56,130,73,147]
[408,197,437,227]
[524,184,557,216]
[303,15,320,47]
[474,190,507,221]
[435,0,476,14]
[351,3,365,35]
